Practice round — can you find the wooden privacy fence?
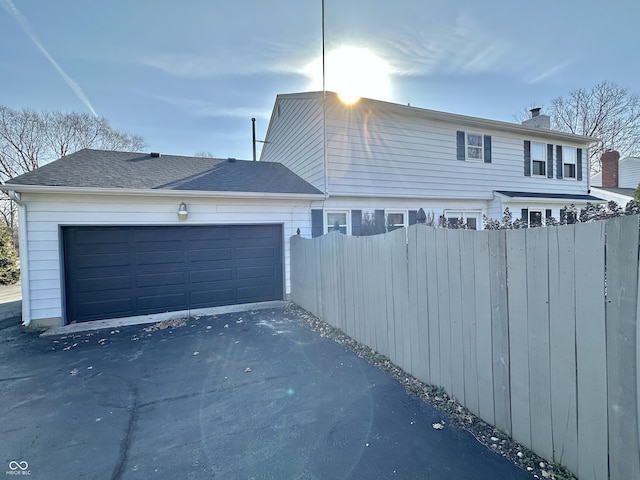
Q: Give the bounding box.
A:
[290,215,640,480]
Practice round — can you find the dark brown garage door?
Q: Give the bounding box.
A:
[62,225,283,323]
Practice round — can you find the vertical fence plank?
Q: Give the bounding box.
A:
[390,229,411,372]
[436,228,452,394]
[373,234,390,358]
[575,221,608,480]
[448,230,465,403]
[605,215,640,480]
[426,227,441,387]
[506,228,531,448]
[408,226,429,382]
[460,230,479,416]
[474,231,494,425]
[489,230,511,435]
[526,227,554,461]
[548,225,578,473]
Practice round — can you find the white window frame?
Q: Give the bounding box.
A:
[466,132,484,162]
[563,146,577,179]
[326,210,349,235]
[443,210,481,230]
[385,211,406,232]
[531,142,546,177]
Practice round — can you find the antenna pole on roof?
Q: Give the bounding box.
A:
[251,117,257,161]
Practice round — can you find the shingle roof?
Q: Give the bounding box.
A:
[592,187,634,197]
[4,149,323,195]
[495,190,603,201]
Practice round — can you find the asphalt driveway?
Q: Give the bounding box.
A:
[0,304,533,479]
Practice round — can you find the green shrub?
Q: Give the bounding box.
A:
[0,225,19,285]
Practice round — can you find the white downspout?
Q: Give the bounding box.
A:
[8,191,30,327]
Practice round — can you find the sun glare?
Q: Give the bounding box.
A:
[305,46,392,104]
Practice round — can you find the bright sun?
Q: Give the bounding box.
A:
[305,46,392,104]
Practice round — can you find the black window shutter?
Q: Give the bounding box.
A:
[374,210,385,234]
[577,148,583,181]
[521,208,529,226]
[408,210,417,225]
[556,145,563,179]
[546,144,554,178]
[523,140,531,176]
[456,131,465,160]
[483,135,492,163]
[546,209,552,219]
[351,210,362,236]
[311,209,323,238]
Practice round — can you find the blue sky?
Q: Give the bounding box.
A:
[1,0,638,160]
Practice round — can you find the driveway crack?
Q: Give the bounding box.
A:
[111,387,139,480]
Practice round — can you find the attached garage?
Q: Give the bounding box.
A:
[3,149,323,328]
[63,224,284,322]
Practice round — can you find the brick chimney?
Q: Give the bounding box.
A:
[601,150,620,187]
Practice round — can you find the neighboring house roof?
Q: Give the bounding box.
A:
[591,156,640,188]
[494,190,604,202]
[590,186,634,206]
[4,149,323,197]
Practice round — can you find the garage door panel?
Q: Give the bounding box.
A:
[64,225,283,322]
[188,248,233,263]
[135,229,185,242]
[136,271,186,287]
[77,299,133,319]
[76,253,131,269]
[237,285,278,302]
[237,265,275,279]
[75,275,132,293]
[190,289,235,306]
[236,246,276,259]
[137,292,188,311]
[189,268,233,283]
[135,251,186,265]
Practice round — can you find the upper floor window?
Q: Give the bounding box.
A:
[466,133,483,161]
[457,131,491,163]
[531,142,546,176]
[563,146,577,179]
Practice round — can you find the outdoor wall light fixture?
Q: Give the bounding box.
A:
[177,202,188,220]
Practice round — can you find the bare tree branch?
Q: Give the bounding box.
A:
[546,81,640,172]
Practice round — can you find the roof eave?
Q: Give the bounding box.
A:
[493,191,605,204]
[1,184,325,200]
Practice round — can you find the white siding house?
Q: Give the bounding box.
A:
[4,151,323,328]
[261,92,601,232]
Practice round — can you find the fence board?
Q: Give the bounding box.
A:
[473,231,494,425]
[548,225,578,473]
[605,215,640,480]
[425,227,441,387]
[448,230,465,403]
[460,230,479,416]
[575,221,608,480]
[409,226,430,382]
[371,234,388,357]
[526,226,554,461]
[435,228,452,394]
[506,228,531,448]
[489,230,511,435]
[391,229,411,372]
